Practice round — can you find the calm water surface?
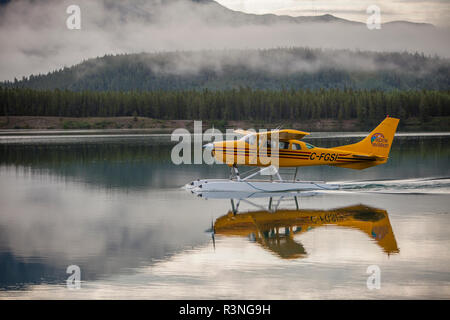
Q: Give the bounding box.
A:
[0,131,449,299]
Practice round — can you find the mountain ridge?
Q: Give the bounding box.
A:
[0,0,436,27]
[0,0,445,83]
[187,0,435,27]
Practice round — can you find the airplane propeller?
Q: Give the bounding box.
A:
[205,220,216,251]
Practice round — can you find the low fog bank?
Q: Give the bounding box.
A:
[0,0,449,81]
[132,48,449,76]
[6,47,448,91]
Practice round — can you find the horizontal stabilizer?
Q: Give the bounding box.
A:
[352,154,385,161]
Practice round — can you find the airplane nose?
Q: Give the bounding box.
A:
[203,143,214,150]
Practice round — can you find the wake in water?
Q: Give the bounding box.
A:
[332,177,450,194]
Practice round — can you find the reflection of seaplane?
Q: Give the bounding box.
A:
[188,117,399,193]
[210,198,399,259]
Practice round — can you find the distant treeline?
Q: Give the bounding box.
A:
[1,87,449,129]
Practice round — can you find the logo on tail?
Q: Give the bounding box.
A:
[371,133,388,148]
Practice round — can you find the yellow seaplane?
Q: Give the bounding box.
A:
[188,117,399,193]
[212,203,399,259]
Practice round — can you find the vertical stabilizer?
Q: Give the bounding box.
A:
[336,117,399,158]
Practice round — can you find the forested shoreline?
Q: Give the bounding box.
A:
[2,48,448,131]
[1,87,448,130]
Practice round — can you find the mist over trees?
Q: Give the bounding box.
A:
[2,48,448,131]
[4,48,449,91]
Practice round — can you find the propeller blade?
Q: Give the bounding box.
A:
[211,220,215,251]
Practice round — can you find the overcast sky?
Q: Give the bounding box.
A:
[216,0,450,26]
[0,0,448,82]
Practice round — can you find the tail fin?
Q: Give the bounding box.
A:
[336,117,400,159]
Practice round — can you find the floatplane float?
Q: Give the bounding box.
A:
[187,117,399,194]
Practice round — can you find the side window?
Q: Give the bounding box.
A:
[258,137,266,148]
[305,143,315,149]
[243,134,256,145]
[292,143,301,150]
[260,139,272,149]
[279,141,289,150]
[258,135,270,149]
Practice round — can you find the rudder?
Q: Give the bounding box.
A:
[336,117,399,158]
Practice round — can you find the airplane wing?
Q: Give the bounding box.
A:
[234,129,310,141]
[258,129,310,141]
[233,129,253,136]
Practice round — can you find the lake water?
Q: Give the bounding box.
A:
[0,131,449,299]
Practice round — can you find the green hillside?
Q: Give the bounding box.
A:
[4,48,449,91]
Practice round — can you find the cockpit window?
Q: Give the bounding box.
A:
[292,143,301,150]
[279,141,289,150]
[242,134,256,145]
[305,143,315,149]
[261,139,280,149]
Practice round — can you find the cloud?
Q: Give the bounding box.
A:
[0,0,449,81]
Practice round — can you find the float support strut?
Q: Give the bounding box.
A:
[231,199,236,215]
